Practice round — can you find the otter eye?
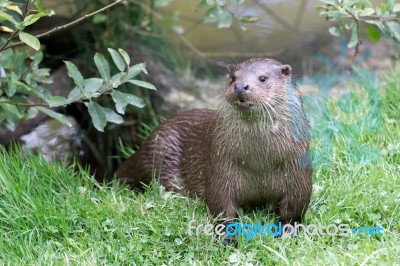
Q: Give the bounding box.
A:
[259,76,267,82]
[231,76,236,82]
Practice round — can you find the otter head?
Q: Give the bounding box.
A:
[225,58,292,115]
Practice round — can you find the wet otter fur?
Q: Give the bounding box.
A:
[117,58,312,225]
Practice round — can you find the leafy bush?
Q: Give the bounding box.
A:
[317,0,400,59]
[0,0,155,132]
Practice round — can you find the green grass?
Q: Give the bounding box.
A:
[0,68,399,265]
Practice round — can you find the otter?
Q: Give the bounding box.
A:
[117,58,312,227]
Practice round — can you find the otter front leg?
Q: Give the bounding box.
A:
[278,170,312,224]
[278,196,304,224]
[204,183,239,245]
[205,194,238,220]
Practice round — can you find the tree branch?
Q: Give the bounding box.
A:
[0,100,49,107]
[4,0,125,50]
[0,0,30,52]
[345,9,362,64]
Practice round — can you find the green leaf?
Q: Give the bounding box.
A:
[337,7,349,17]
[0,10,19,26]
[48,96,70,107]
[104,107,123,124]
[111,90,145,114]
[6,73,17,97]
[32,51,44,66]
[2,103,21,118]
[366,24,381,43]
[217,10,233,28]
[319,0,338,4]
[123,69,141,82]
[111,91,127,114]
[329,26,341,37]
[87,101,107,132]
[33,1,45,11]
[0,111,6,123]
[64,61,85,90]
[124,93,146,109]
[128,80,156,91]
[359,8,375,16]
[345,0,359,7]
[14,81,50,101]
[386,21,400,42]
[6,4,23,16]
[93,14,107,24]
[23,14,42,27]
[68,87,83,101]
[122,63,147,81]
[94,53,110,83]
[36,106,72,127]
[348,25,359,48]
[118,49,130,67]
[135,62,148,74]
[84,78,103,94]
[31,68,51,83]
[108,48,125,71]
[19,32,40,51]
[26,107,39,119]
[380,2,388,12]
[393,3,400,13]
[4,113,17,131]
[204,7,219,24]
[110,73,123,88]
[196,0,210,11]
[23,10,55,26]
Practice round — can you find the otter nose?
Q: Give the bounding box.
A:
[234,84,250,94]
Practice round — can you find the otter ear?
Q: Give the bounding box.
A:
[227,64,236,74]
[280,65,292,77]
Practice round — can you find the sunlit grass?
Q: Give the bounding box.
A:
[0,68,399,264]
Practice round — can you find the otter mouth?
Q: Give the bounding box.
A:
[236,100,253,109]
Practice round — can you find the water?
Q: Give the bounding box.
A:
[164,0,331,57]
